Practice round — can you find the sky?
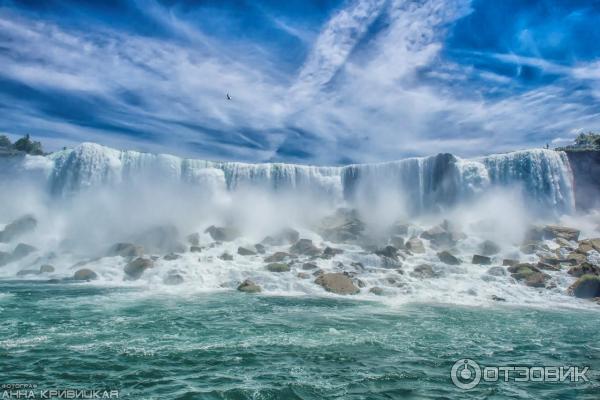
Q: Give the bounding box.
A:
[0,0,599,164]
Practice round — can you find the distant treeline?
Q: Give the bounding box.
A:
[556,132,600,152]
[0,134,45,155]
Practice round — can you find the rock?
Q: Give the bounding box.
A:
[73,268,98,281]
[565,252,586,266]
[312,268,324,277]
[410,264,440,279]
[302,262,318,270]
[322,246,343,259]
[186,232,200,246]
[39,264,54,273]
[0,215,37,242]
[351,262,365,270]
[297,272,310,279]
[555,237,576,249]
[124,257,154,280]
[479,240,501,256]
[569,274,600,299]
[11,243,37,260]
[237,279,261,293]
[265,252,292,262]
[254,244,266,254]
[289,239,320,256]
[261,228,300,246]
[163,253,181,261]
[502,259,518,267]
[16,269,40,277]
[491,295,506,302]
[319,208,365,243]
[380,256,402,269]
[508,263,549,287]
[524,226,544,242]
[568,262,600,278]
[437,251,461,265]
[576,241,594,254]
[390,235,405,249]
[536,261,560,271]
[406,237,425,253]
[369,287,384,296]
[164,272,184,285]
[219,253,233,261]
[265,262,290,272]
[543,225,580,242]
[237,247,256,256]
[374,245,399,260]
[472,254,491,265]
[487,266,507,276]
[107,243,144,258]
[315,272,359,295]
[420,225,454,247]
[190,246,203,253]
[204,225,240,242]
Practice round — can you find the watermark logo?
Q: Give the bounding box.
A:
[450,359,590,390]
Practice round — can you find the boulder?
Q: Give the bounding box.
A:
[124,257,154,280]
[186,232,200,246]
[39,264,55,273]
[289,239,321,256]
[410,264,440,279]
[315,272,359,295]
[406,237,425,253]
[380,256,402,269]
[237,279,261,293]
[479,240,501,256]
[487,266,507,276]
[261,228,300,246]
[11,243,37,261]
[569,275,600,299]
[204,225,240,242]
[73,268,98,281]
[576,241,594,254]
[491,295,506,302]
[265,262,290,272]
[319,208,365,243]
[107,243,144,258]
[219,253,233,261]
[543,225,580,242]
[420,225,454,247]
[565,252,587,265]
[254,244,266,254]
[536,261,560,271]
[568,262,600,278]
[302,262,318,270]
[374,245,399,260]
[502,259,518,267]
[508,263,549,288]
[164,273,184,285]
[237,247,257,256]
[163,253,181,261]
[437,251,461,265]
[265,252,292,263]
[0,215,37,242]
[369,286,384,296]
[322,246,343,259]
[472,254,491,265]
[390,235,405,249]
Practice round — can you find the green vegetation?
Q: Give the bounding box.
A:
[0,134,45,155]
[556,131,600,151]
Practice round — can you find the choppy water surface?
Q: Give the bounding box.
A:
[1,281,598,399]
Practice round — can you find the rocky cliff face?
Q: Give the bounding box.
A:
[564,150,600,211]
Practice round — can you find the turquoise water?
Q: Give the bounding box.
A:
[0,281,599,399]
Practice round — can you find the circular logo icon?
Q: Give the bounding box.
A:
[451,359,481,390]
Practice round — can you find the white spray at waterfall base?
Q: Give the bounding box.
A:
[0,143,598,310]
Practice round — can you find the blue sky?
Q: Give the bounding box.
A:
[0,0,599,164]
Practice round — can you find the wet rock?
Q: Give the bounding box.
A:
[319,208,365,243]
[479,240,501,256]
[390,235,405,249]
[297,272,310,279]
[265,252,293,263]
[502,259,518,267]
[186,232,200,246]
[16,269,39,277]
[12,243,37,260]
[524,226,544,242]
[261,228,300,246]
[420,225,454,247]
[237,279,261,293]
[508,263,549,287]
[107,243,144,258]
[406,237,425,253]
[555,237,576,249]
[219,253,233,261]
[0,215,37,243]
[73,268,98,281]
[437,251,461,265]
[39,264,54,273]
[351,262,365,271]
[266,262,290,272]
[205,225,240,242]
[124,257,154,280]
[410,264,440,279]
[237,247,256,256]
[163,253,181,261]
[190,246,203,253]
[322,246,343,259]
[565,252,587,265]
[374,245,399,260]
[315,272,359,295]
[487,266,507,276]
[491,295,506,302]
[568,262,600,278]
[369,286,384,296]
[254,244,266,254]
[472,254,491,265]
[164,272,184,285]
[380,256,402,269]
[302,262,318,270]
[289,239,320,256]
[536,261,560,271]
[569,275,600,299]
[312,268,324,277]
[543,225,580,242]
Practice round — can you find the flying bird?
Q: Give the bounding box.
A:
[226,93,231,100]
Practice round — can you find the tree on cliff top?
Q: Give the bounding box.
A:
[13,134,44,155]
[557,131,600,151]
[0,135,11,148]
